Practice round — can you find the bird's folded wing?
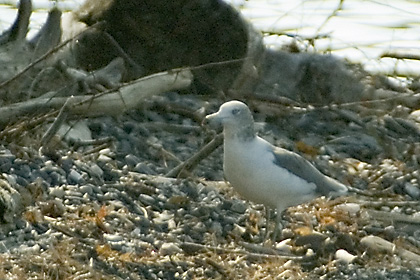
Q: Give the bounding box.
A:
[271,146,347,196]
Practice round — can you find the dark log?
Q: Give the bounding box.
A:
[71,0,366,104]
[0,0,31,44]
[73,0,262,93]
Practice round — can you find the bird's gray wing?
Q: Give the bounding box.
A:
[271,146,347,196]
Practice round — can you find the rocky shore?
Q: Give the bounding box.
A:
[1,0,420,279]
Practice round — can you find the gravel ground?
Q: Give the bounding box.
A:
[1,90,420,279]
[1,0,420,278]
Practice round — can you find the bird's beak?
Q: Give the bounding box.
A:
[203,112,223,128]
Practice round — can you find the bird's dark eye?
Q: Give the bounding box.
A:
[231,108,240,115]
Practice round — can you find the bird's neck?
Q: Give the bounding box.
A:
[224,123,255,142]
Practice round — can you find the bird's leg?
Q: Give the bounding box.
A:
[264,207,271,241]
[271,209,284,242]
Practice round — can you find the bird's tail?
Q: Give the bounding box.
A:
[326,176,348,198]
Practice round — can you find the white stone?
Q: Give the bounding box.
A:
[160,242,182,256]
[334,203,361,215]
[335,249,357,264]
[275,238,292,253]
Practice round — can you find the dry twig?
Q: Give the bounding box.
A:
[166,133,223,178]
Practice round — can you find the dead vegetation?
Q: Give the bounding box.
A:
[1,0,420,279]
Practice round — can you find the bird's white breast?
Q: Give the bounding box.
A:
[223,136,317,211]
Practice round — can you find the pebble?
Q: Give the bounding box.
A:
[2,173,17,185]
[14,164,32,179]
[99,148,114,156]
[31,169,50,183]
[67,169,84,185]
[79,184,93,195]
[277,269,295,279]
[414,230,420,241]
[48,171,64,185]
[60,157,74,173]
[192,221,207,233]
[97,154,113,163]
[283,260,294,269]
[100,163,120,181]
[15,220,29,230]
[42,161,64,174]
[153,211,173,225]
[134,162,156,174]
[275,238,292,253]
[89,163,104,178]
[15,176,29,187]
[104,233,124,242]
[0,149,15,161]
[131,228,141,237]
[159,242,182,256]
[19,244,41,255]
[91,184,103,194]
[383,225,398,241]
[334,203,361,216]
[39,199,65,218]
[295,232,328,252]
[335,249,357,264]
[167,218,177,230]
[64,197,84,204]
[191,205,210,217]
[0,159,13,173]
[65,190,83,197]
[404,183,420,199]
[210,221,223,236]
[0,179,21,223]
[103,191,119,200]
[109,242,123,251]
[231,224,246,237]
[222,215,237,226]
[125,154,141,167]
[335,233,356,252]
[231,199,247,214]
[138,194,157,206]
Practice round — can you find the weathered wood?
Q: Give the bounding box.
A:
[0,0,31,44]
[361,235,420,264]
[166,133,224,178]
[0,69,193,127]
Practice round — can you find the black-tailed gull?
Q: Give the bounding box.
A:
[205,100,348,241]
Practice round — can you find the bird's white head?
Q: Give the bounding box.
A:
[205,100,255,140]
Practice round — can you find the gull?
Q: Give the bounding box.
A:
[205,100,348,241]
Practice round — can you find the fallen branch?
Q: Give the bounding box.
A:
[0,69,193,127]
[361,235,420,264]
[140,122,202,134]
[165,133,223,178]
[180,241,312,261]
[365,209,420,225]
[41,96,73,147]
[70,137,113,149]
[381,51,420,61]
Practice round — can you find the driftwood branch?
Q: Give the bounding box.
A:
[180,241,312,261]
[381,51,420,61]
[166,133,223,178]
[365,209,420,225]
[40,96,72,146]
[0,69,193,127]
[361,235,420,264]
